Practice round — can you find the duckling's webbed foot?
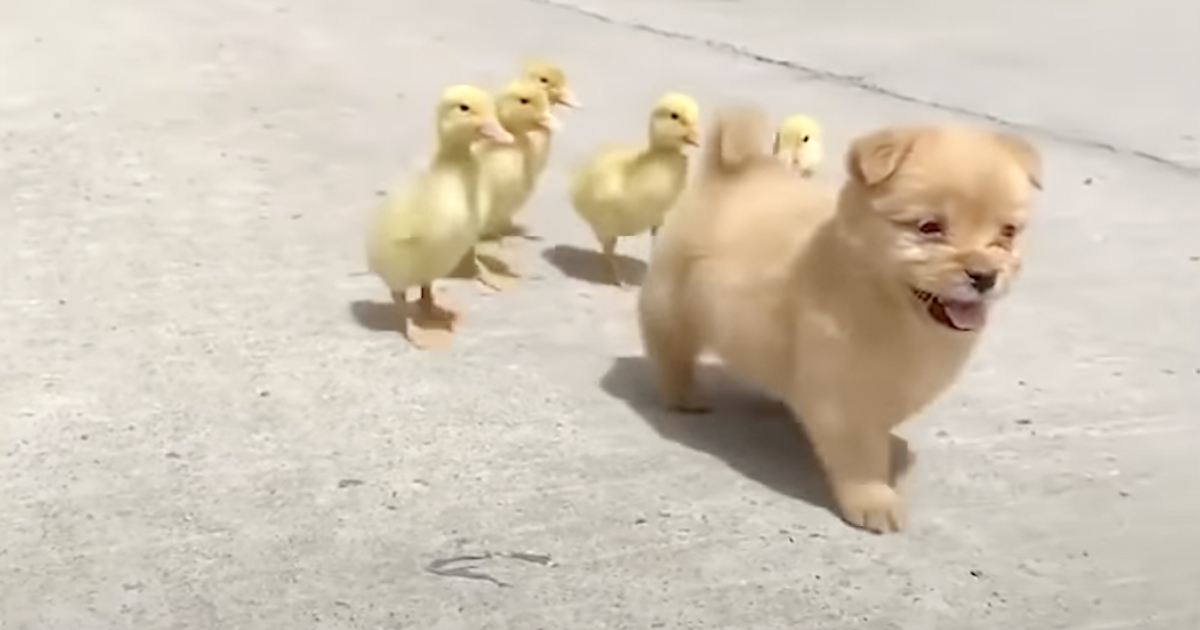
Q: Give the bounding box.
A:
[476,252,519,292]
[406,284,459,350]
[477,264,516,292]
[418,285,460,326]
[449,248,482,280]
[470,241,518,290]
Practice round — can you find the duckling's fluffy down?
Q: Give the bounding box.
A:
[366,170,479,291]
[570,147,689,239]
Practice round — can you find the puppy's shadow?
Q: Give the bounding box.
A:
[601,356,836,512]
[542,244,647,286]
[349,300,401,333]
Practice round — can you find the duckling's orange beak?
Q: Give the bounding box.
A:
[538,111,561,131]
[478,118,514,144]
[555,87,581,109]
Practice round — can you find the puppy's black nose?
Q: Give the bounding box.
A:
[967,270,998,293]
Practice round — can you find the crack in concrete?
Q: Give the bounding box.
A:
[530,0,1200,176]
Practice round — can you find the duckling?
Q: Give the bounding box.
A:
[569,93,700,287]
[452,79,560,289]
[478,79,560,242]
[772,113,823,177]
[522,58,580,110]
[521,59,579,181]
[365,85,514,350]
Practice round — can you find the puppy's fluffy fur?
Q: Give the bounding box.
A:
[638,106,1042,533]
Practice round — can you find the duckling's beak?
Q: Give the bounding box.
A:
[555,88,581,109]
[538,111,561,131]
[683,128,701,147]
[478,119,514,144]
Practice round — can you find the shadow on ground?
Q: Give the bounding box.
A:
[541,244,647,286]
[600,355,837,514]
[349,300,401,333]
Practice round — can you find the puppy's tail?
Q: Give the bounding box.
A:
[700,105,773,175]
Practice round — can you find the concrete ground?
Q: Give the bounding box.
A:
[2,0,1198,628]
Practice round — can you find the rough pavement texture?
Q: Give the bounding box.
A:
[2,0,1198,628]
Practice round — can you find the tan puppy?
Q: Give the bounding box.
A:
[637,106,1042,533]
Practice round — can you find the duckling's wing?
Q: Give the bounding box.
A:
[374,188,424,244]
[575,145,639,205]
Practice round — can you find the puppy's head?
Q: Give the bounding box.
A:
[841,124,1042,333]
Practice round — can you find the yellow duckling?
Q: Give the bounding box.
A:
[451,79,559,289]
[569,93,700,287]
[521,59,580,181]
[365,85,513,350]
[772,113,823,177]
[475,78,560,246]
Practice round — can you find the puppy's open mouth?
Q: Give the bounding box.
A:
[912,289,988,332]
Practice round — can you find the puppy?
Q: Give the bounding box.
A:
[638,106,1042,533]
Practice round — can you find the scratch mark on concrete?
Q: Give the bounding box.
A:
[426,553,512,587]
[424,551,556,587]
[503,551,556,566]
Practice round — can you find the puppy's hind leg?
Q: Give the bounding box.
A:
[637,287,709,413]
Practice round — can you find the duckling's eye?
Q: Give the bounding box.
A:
[457,104,470,112]
[801,135,811,143]
[519,98,530,105]
[669,112,680,120]
[916,219,945,236]
[538,76,549,84]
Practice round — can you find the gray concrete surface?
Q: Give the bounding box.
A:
[2,0,1198,628]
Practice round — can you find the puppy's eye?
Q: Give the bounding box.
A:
[999,224,1018,239]
[916,219,945,236]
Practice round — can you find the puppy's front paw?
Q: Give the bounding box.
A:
[834,481,907,534]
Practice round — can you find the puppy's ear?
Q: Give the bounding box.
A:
[845,128,918,186]
[992,132,1042,190]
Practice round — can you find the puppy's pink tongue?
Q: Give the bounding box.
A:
[943,300,988,330]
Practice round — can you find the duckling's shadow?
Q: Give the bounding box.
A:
[446,253,517,282]
[349,300,402,333]
[541,244,647,287]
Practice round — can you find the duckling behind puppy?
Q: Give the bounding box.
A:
[569,93,700,287]
[773,113,823,177]
[365,85,513,350]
